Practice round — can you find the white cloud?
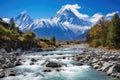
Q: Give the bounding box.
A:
[90,13,103,24]
[106,11,118,17]
[90,11,119,25]
[62,4,81,10]
[57,4,89,19]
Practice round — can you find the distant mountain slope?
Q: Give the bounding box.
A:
[2,4,118,40]
[14,11,34,31]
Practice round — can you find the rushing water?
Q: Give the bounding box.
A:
[2,45,118,80]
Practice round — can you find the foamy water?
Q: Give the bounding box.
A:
[2,45,117,80]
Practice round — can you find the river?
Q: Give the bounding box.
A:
[2,45,118,80]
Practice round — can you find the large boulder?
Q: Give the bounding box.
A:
[93,64,101,69]
[92,58,99,63]
[46,61,62,68]
[8,70,16,76]
[0,72,5,78]
[31,58,37,62]
[43,60,62,68]
[116,73,120,78]
[109,56,117,61]
[107,63,120,75]
[72,55,83,61]
[102,55,110,62]
[100,62,113,72]
[2,62,15,69]
[4,69,16,76]
[0,48,7,54]
[14,60,22,66]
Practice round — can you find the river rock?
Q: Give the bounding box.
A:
[0,57,5,64]
[72,55,82,61]
[43,60,62,68]
[46,61,62,68]
[107,63,120,75]
[2,62,15,69]
[0,72,5,78]
[109,56,117,61]
[5,69,16,76]
[14,60,22,66]
[42,54,48,56]
[116,73,120,78]
[31,58,37,62]
[30,62,34,65]
[92,58,99,63]
[8,70,16,76]
[56,68,60,72]
[101,62,113,72]
[110,73,117,77]
[93,64,100,69]
[7,62,15,68]
[102,55,109,62]
[62,57,66,59]
[0,69,3,72]
[118,56,120,61]
[43,69,52,72]
[0,48,7,53]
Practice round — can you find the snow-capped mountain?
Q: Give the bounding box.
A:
[2,4,117,40]
[54,4,91,26]
[2,18,10,23]
[12,4,92,40]
[14,11,34,31]
[32,4,92,40]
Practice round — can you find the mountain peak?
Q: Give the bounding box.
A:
[56,4,89,19]
[21,10,27,15]
[57,4,80,14]
[15,11,34,31]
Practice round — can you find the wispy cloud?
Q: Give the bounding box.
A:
[90,13,103,24]
[106,11,119,17]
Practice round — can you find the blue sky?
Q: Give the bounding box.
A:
[0,0,120,19]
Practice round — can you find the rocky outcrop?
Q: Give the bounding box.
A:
[0,49,22,78]
[72,48,120,78]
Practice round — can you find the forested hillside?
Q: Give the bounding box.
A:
[0,18,56,51]
[86,13,120,49]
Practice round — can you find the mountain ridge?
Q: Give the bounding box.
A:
[2,4,118,40]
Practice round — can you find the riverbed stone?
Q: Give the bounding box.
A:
[31,58,37,62]
[30,62,34,65]
[14,60,22,66]
[107,63,120,75]
[8,70,16,76]
[46,61,62,68]
[56,68,60,72]
[0,72,5,78]
[0,69,3,72]
[43,69,52,72]
[116,73,120,78]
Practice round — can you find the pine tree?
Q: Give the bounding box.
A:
[97,17,109,46]
[50,36,56,43]
[107,13,120,48]
[9,18,15,30]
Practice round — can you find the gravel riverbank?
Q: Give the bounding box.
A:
[72,47,120,78]
[0,47,57,78]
